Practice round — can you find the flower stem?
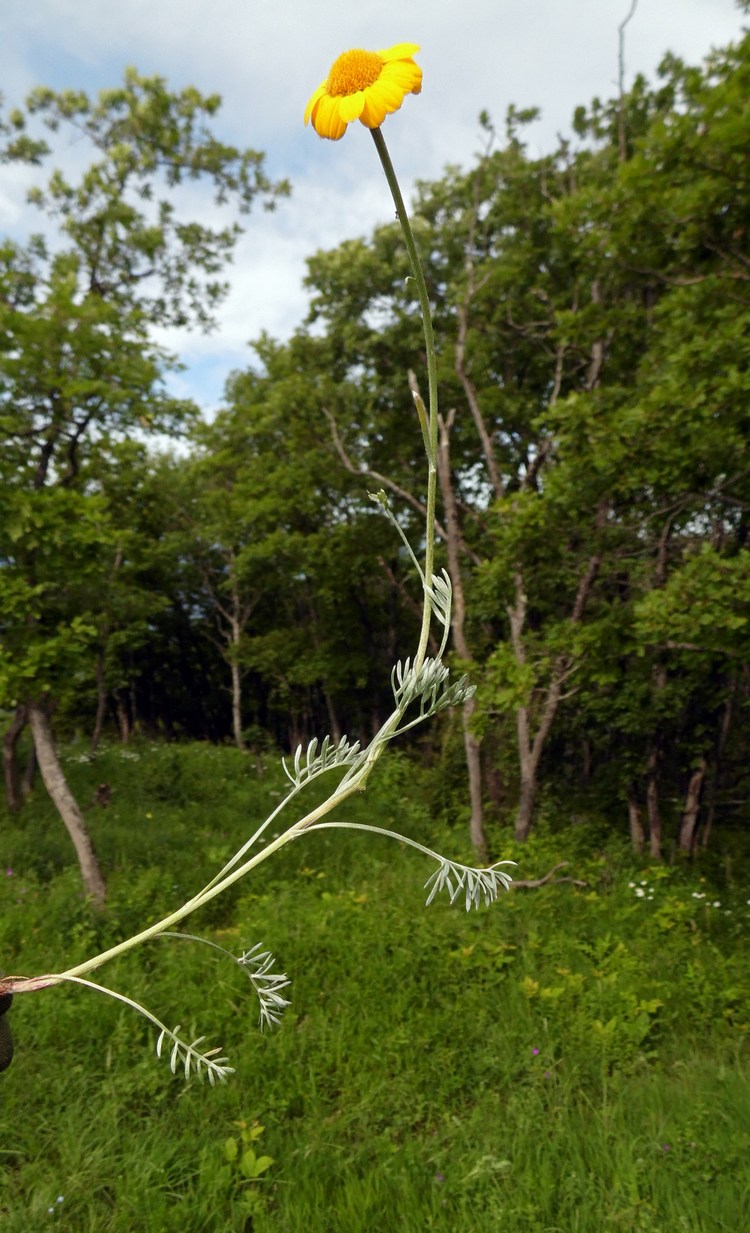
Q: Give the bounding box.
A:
[370,126,438,670]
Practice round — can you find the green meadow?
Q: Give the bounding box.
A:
[1,741,748,1232]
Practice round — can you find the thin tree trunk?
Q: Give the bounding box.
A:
[323,690,343,747]
[129,680,138,737]
[462,697,487,863]
[230,652,246,751]
[91,544,122,755]
[27,702,106,908]
[289,712,305,753]
[3,705,27,813]
[515,769,539,845]
[678,756,707,854]
[227,566,248,751]
[627,788,645,853]
[115,692,131,743]
[90,651,107,754]
[646,747,662,860]
[513,672,563,843]
[21,742,36,798]
[702,688,734,850]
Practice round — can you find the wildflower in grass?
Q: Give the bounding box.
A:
[304,43,421,140]
[5,868,12,877]
[531,1046,540,1055]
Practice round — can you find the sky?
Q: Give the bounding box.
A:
[1,0,746,414]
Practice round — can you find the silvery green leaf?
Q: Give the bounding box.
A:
[426,569,452,628]
[155,1025,234,1084]
[239,943,291,1030]
[434,674,476,712]
[424,859,514,910]
[282,733,361,789]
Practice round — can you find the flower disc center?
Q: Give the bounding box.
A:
[327,49,384,97]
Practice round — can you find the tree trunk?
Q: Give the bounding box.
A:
[22,742,36,798]
[702,688,734,850]
[3,705,27,812]
[509,572,566,843]
[462,696,487,863]
[323,690,343,747]
[230,653,246,751]
[27,702,106,908]
[627,788,645,853]
[678,756,707,854]
[115,691,131,743]
[90,651,107,754]
[515,769,538,843]
[646,747,662,860]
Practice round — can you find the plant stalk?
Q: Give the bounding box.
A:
[371,126,438,671]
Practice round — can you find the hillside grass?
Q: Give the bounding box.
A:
[1,739,749,1231]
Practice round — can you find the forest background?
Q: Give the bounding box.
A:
[1,10,750,1232]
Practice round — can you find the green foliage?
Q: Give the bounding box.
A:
[0,67,286,727]
[634,547,750,653]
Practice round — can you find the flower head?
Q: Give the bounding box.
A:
[305,44,422,140]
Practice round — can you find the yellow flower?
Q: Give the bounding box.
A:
[304,44,422,141]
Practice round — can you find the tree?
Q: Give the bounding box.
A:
[0,70,288,901]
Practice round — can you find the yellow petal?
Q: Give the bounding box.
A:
[338,91,366,123]
[304,82,327,125]
[371,78,407,115]
[359,89,388,129]
[379,43,420,62]
[313,94,347,140]
[381,60,422,96]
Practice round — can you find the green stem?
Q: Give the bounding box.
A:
[371,126,438,670]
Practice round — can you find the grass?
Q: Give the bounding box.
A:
[1,738,749,1231]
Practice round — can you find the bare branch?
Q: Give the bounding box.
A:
[511,861,587,890]
[323,406,451,545]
